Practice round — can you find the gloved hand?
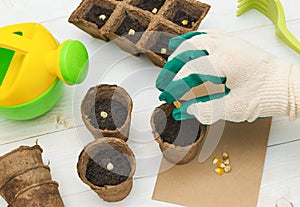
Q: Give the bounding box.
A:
[156,31,300,124]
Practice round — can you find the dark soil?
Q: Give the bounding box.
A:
[173,10,200,28]
[85,5,114,29]
[115,15,148,44]
[154,105,201,147]
[86,148,131,186]
[135,0,166,13]
[90,99,128,130]
[150,32,176,60]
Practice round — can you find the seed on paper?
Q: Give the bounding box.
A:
[213,153,232,176]
[222,152,229,160]
[212,157,221,165]
[224,159,230,165]
[107,162,114,171]
[100,111,108,119]
[181,20,189,26]
[219,163,226,169]
[215,168,224,176]
[224,165,231,173]
[128,29,135,35]
[99,14,106,21]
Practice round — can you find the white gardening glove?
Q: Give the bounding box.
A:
[156,31,300,124]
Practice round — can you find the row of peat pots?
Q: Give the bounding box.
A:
[0,84,207,206]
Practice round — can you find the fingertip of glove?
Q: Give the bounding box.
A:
[159,91,176,103]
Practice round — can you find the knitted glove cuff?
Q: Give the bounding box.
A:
[288,64,300,119]
[258,59,292,117]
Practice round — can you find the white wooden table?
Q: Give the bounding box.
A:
[1,0,300,206]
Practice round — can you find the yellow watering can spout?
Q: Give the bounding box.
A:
[0,23,89,120]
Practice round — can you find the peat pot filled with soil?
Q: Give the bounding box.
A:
[0,145,64,207]
[81,84,133,141]
[151,103,207,165]
[77,138,136,202]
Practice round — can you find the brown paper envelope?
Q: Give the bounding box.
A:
[152,118,271,207]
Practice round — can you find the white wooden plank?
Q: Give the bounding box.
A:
[201,1,271,32]
[269,117,300,146]
[202,0,300,32]
[63,177,180,207]
[0,0,82,26]
[230,20,300,64]
[258,140,300,207]
[0,86,75,144]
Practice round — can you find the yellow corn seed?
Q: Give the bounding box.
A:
[107,162,114,171]
[152,8,158,14]
[216,162,223,168]
[182,20,189,26]
[222,152,229,160]
[128,29,135,35]
[224,165,231,173]
[160,48,167,54]
[219,163,226,169]
[212,157,221,165]
[99,14,106,21]
[214,168,224,175]
[100,111,108,119]
[173,101,181,108]
[224,159,230,165]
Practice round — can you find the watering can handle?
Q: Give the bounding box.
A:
[0,31,31,54]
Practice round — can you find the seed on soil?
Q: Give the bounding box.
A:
[100,111,108,119]
[99,14,106,21]
[160,48,167,54]
[181,20,189,26]
[152,8,158,14]
[128,29,135,35]
[106,162,114,171]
